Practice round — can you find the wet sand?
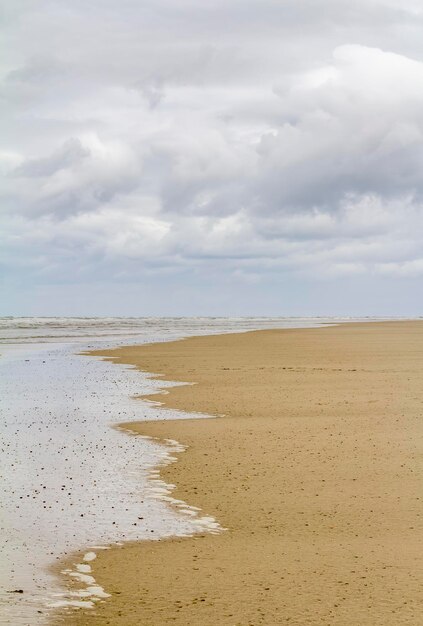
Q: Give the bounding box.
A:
[55,321,423,625]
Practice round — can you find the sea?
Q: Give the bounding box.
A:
[0,316,378,625]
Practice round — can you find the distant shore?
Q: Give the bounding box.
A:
[55,321,423,625]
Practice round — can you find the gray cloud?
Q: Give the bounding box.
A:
[2,0,423,314]
[14,138,90,177]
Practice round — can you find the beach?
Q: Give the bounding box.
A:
[54,321,423,625]
[1,317,309,623]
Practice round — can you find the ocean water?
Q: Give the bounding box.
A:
[0,316,372,625]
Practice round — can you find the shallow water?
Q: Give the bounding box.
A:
[0,317,377,624]
[0,315,346,344]
[0,342,218,624]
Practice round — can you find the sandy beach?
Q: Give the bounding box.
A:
[54,321,423,625]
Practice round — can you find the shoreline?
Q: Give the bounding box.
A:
[53,321,423,625]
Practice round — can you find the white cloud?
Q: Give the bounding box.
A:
[376,259,423,276]
[2,1,423,314]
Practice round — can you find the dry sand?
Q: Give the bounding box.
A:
[54,322,423,625]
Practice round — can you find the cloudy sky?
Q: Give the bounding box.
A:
[2,0,423,316]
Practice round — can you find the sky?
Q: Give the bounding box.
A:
[1,0,423,316]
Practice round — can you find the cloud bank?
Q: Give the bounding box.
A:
[2,0,423,314]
